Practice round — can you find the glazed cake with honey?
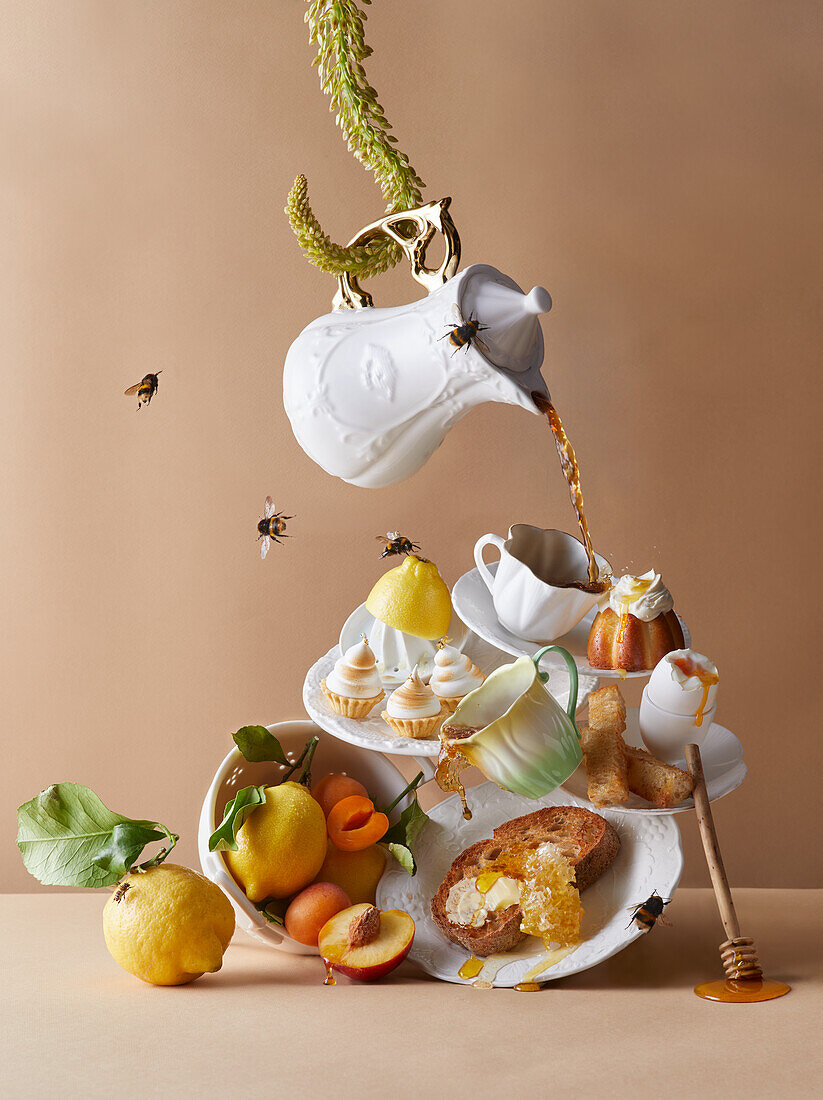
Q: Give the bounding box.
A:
[587,570,684,672]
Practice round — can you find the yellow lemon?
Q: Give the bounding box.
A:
[224,781,327,902]
[314,841,387,905]
[102,863,235,986]
[365,555,451,640]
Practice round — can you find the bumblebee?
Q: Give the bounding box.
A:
[628,891,671,931]
[440,305,491,357]
[112,882,131,904]
[124,372,162,409]
[376,531,420,558]
[258,496,292,558]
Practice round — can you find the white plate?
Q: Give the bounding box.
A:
[452,564,691,681]
[562,708,746,814]
[377,783,683,986]
[303,633,599,758]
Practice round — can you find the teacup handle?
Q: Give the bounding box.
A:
[531,645,579,729]
[474,533,505,594]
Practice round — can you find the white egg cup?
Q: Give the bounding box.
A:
[639,687,716,762]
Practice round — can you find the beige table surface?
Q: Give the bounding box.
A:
[3,889,820,1099]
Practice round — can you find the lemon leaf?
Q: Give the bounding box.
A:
[233,726,290,765]
[255,898,287,927]
[209,785,267,852]
[381,795,428,876]
[94,821,178,879]
[383,842,415,876]
[16,783,178,888]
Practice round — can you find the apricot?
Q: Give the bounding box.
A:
[312,773,369,818]
[315,842,387,905]
[284,883,351,947]
[327,795,389,852]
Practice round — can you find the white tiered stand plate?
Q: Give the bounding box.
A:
[452,563,691,680]
[562,707,747,814]
[304,631,599,760]
[377,783,684,987]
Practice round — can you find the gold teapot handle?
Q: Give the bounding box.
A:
[333,197,461,310]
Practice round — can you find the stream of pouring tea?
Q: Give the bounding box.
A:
[533,392,605,590]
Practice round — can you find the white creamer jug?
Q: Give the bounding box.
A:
[283,199,553,488]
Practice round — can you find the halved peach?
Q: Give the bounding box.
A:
[318,902,414,982]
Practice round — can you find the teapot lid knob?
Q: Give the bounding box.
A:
[524,286,552,315]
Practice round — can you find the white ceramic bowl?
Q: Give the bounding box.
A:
[198,719,411,955]
[639,688,716,762]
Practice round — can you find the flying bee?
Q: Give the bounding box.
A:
[124,372,162,409]
[628,891,671,932]
[376,531,420,558]
[112,882,131,904]
[258,496,292,558]
[440,304,491,357]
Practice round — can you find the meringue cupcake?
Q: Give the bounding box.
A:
[382,667,446,740]
[321,636,384,719]
[430,641,485,713]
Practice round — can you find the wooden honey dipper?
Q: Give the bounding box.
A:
[685,744,790,1002]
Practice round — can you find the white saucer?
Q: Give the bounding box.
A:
[561,707,746,815]
[452,564,691,680]
[303,632,599,759]
[377,782,683,986]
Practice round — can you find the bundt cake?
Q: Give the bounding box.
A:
[587,570,684,671]
[587,606,684,671]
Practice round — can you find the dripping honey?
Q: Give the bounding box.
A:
[533,393,606,590]
[435,725,476,820]
[672,654,719,726]
[458,956,485,980]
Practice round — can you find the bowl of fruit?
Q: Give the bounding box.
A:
[198,720,418,978]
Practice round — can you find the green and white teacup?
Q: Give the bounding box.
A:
[443,645,581,799]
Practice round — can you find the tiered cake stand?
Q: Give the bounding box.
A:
[300,567,746,986]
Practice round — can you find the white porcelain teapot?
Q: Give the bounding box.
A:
[283,199,553,488]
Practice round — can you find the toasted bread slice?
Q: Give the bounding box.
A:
[492,807,621,891]
[430,807,620,956]
[625,746,693,807]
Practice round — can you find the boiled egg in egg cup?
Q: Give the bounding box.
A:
[639,649,719,762]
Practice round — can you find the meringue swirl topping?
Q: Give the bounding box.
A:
[325,636,383,699]
[430,643,485,701]
[386,667,442,720]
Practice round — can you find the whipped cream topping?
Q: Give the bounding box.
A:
[607,570,674,622]
[386,667,441,720]
[325,636,383,699]
[430,643,485,701]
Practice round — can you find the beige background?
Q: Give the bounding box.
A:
[2,0,821,891]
